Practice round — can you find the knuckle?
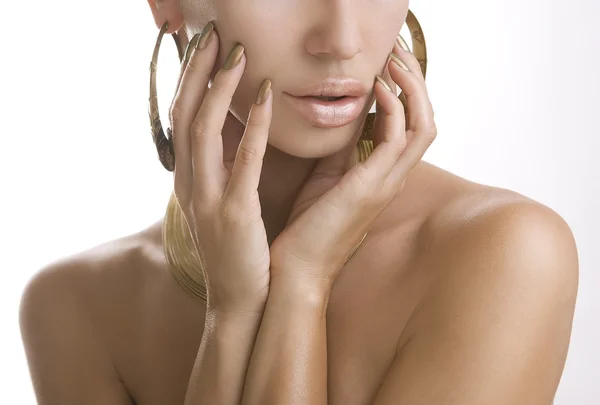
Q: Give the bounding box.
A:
[185,57,201,74]
[236,144,258,167]
[190,119,210,142]
[391,136,408,154]
[425,123,438,142]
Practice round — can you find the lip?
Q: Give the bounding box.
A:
[290,77,369,98]
[283,94,368,128]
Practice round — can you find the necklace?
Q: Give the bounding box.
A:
[162,191,368,305]
[163,137,374,305]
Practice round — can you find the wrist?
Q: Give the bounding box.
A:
[269,275,332,312]
[205,305,265,326]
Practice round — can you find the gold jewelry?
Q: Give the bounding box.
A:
[158,11,428,305]
[164,191,369,305]
[355,9,428,165]
[149,22,185,172]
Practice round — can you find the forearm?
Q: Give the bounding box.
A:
[241,278,330,405]
[183,308,263,405]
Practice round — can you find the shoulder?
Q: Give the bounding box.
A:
[416,176,580,310]
[425,184,579,286]
[18,232,155,404]
[20,230,160,313]
[378,176,579,404]
[18,229,162,345]
[19,223,175,342]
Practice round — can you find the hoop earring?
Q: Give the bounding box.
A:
[149,12,427,170]
[149,22,185,172]
[356,9,428,162]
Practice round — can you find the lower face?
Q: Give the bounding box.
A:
[183,0,408,159]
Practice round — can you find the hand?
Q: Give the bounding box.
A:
[269,40,437,288]
[169,23,274,315]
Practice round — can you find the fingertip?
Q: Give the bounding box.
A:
[255,79,272,105]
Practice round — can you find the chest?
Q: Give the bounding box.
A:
[121,239,427,405]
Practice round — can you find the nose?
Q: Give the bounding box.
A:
[304,1,362,61]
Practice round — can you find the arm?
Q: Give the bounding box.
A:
[240,279,330,405]
[239,202,579,405]
[183,308,263,405]
[20,263,133,405]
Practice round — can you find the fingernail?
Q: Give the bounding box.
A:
[375,75,393,93]
[196,21,215,50]
[389,53,410,71]
[255,79,272,105]
[183,34,201,66]
[223,44,245,70]
[396,34,411,53]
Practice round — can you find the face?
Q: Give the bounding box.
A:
[179,0,408,158]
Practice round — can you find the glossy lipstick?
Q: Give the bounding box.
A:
[284,78,369,128]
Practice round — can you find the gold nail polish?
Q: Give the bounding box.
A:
[183,34,201,66]
[223,44,245,70]
[255,79,272,105]
[389,53,410,72]
[196,21,215,50]
[396,34,411,53]
[375,75,393,93]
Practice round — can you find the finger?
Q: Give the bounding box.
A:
[395,34,425,82]
[170,22,218,202]
[357,75,407,181]
[388,123,437,185]
[385,49,437,186]
[175,33,201,91]
[388,51,433,136]
[225,79,273,201]
[191,43,246,198]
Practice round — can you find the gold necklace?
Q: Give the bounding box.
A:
[163,140,374,306]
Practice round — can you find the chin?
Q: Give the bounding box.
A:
[266,120,362,159]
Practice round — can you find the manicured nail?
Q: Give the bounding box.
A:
[196,21,215,50]
[223,43,245,70]
[396,34,411,53]
[389,52,410,71]
[255,79,272,105]
[183,34,201,66]
[375,75,393,93]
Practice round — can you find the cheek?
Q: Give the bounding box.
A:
[363,7,407,67]
[214,2,293,119]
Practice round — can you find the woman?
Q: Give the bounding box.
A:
[19,0,579,404]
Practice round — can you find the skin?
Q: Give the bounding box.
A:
[19,0,579,404]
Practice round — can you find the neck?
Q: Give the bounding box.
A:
[258,143,318,244]
[219,110,321,245]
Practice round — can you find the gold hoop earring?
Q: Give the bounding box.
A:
[149,22,185,172]
[356,9,428,162]
[149,13,427,170]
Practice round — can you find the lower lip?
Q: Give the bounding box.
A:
[283,93,367,128]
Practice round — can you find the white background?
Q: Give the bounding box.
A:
[1,0,598,403]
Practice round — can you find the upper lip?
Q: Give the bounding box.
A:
[288,78,369,98]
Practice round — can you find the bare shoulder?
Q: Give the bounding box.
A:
[417,161,579,309]
[422,163,579,279]
[18,226,175,405]
[381,162,579,404]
